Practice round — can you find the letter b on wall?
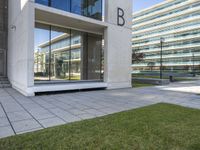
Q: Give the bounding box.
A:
[117,8,125,26]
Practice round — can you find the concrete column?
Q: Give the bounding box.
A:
[104,0,132,89]
[8,0,35,96]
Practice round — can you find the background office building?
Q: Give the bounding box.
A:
[3,0,132,96]
[132,0,200,77]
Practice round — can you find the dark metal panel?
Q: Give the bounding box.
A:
[0,0,8,76]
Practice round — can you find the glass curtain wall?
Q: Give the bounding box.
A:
[81,33,102,80]
[34,23,103,82]
[70,30,83,80]
[35,0,102,20]
[51,0,71,11]
[87,0,102,20]
[87,33,102,80]
[71,0,86,16]
[34,24,50,81]
[50,26,71,80]
[35,0,49,6]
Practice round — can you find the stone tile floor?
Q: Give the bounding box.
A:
[0,80,200,138]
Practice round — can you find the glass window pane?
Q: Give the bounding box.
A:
[50,26,71,81]
[81,33,103,80]
[51,0,70,12]
[34,23,50,81]
[87,33,102,80]
[35,0,49,6]
[35,23,103,83]
[70,30,83,81]
[35,0,103,20]
[71,0,87,16]
[88,0,102,20]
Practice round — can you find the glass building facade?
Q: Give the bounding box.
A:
[132,0,200,77]
[35,0,102,20]
[34,23,103,82]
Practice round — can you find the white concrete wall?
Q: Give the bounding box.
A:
[8,0,35,96]
[7,0,132,96]
[104,0,133,89]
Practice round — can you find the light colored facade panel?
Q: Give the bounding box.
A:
[8,0,35,96]
[104,0,132,89]
[7,0,132,96]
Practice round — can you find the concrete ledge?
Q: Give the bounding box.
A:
[133,78,170,85]
[107,82,132,89]
[35,4,108,34]
[32,82,108,94]
[12,84,35,97]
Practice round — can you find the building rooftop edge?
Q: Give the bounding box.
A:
[132,0,174,16]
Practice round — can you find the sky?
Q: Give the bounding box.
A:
[133,0,165,12]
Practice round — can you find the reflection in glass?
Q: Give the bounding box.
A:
[35,0,102,20]
[51,0,70,12]
[34,23,50,81]
[35,0,49,6]
[50,26,70,80]
[70,30,83,80]
[34,23,103,82]
[87,33,102,80]
[71,0,85,16]
[88,0,102,20]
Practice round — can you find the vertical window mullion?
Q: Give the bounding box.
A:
[100,38,103,80]
[49,0,51,7]
[70,0,72,12]
[86,0,88,17]
[69,29,72,80]
[86,33,88,80]
[101,0,103,21]
[49,25,52,81]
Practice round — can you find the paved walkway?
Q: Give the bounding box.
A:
[0,81,200,138]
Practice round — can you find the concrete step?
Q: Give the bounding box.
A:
[0,80,10,84]
[0,77,8,80]
[0,84,11,88]
[0,77,11,88]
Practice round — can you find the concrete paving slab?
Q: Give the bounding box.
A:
[17,127,44,135]
[7,111,32,122]
[0,107,6,118]
[78,113,96,120]
[38,117,66,128]
[11,119,42,133]
[0,81,200,139]
[33,100,56,109]
[0,117,10,127]
[28,109,55,120]
[0,126,15,138]
[50,108,81,123]
[67,108,86,115]
[2,103,24,113]
[84,109,106,117]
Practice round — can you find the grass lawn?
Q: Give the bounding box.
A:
[132,81,155,88]
[1,103,200,150]
[132,75,197,82]
[132,75,169,79]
